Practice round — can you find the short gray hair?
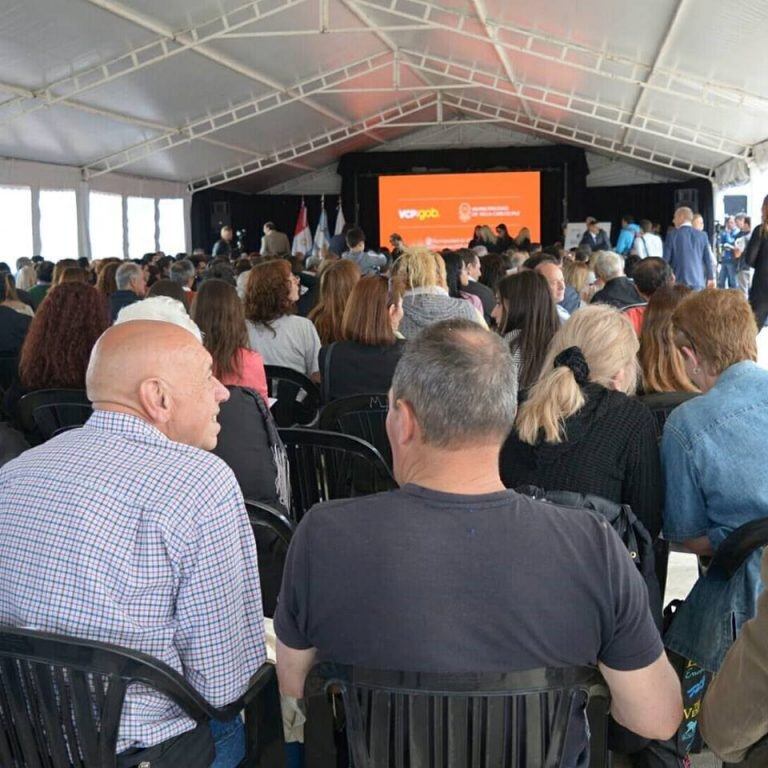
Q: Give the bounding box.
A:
[115,262,142,290]
[170,259,195,285]
[594,250,624,282]
[391,319,518,448]
[114,296,202,342]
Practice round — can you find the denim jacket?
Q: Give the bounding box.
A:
[661,361,768,671]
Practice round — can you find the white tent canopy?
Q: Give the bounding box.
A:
[1,0,766,200]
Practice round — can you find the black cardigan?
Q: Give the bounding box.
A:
[500,384,663,539]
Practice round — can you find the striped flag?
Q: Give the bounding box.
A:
[291,198,313,255]
[313,196,329,257]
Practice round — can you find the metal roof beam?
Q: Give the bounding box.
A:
[0,0,305,127]
[443,94,712,179]
[83,52,393,179]
[468,0,533,121]
[400,50,748,159]
[187,93,438,192]
[349,0,768,113]
[620,0,689,147]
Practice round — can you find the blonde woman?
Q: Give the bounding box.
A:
[391,248,484,338]
[500,304,662,538]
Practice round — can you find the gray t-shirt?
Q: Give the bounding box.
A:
[246,315,320,377]
[275,485,663,765]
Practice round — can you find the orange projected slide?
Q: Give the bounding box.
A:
[379,171,540,250]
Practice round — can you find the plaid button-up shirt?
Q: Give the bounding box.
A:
[0,410,265,751]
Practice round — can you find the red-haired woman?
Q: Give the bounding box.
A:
[244,259,321,382]
[19,282,109,391]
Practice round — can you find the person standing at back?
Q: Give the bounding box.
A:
[212,225,234,259]
[275,320,682,767]
[743,196,768,328]
[341,226,387,276]
[260,221,291,258]
[663,206,715,290]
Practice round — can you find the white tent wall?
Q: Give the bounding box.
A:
[0,156,191,261]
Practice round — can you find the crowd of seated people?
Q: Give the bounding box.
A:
[3,207,768,768]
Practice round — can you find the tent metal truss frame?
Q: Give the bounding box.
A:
[188,93,439,191]
[0,0,751,188]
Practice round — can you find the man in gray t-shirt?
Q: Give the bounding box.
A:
[275,320,682,764]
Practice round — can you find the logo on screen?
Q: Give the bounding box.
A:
[458,202,472,223]
[398,208,440,221]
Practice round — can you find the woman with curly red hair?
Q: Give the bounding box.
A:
[245,259,321,381]
[18,282,109,393]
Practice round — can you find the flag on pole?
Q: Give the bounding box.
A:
[292,198,313,255]
[313,195,329,257]
[334,199,346,236]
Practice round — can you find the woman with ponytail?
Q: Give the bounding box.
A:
[500,304,662,538]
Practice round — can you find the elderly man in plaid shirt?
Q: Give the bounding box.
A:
[0,317,265,767]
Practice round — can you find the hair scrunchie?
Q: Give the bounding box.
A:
[554,346,590,386]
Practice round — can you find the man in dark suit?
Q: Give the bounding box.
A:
[578,217,611,252]
[459,248,495,323]
[663,207,715,290]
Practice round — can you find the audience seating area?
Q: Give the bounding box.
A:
[5,3,768,766]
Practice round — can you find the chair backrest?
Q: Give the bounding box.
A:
[265,365,321,427]
[245,499,296,618]
[278,428,397,522]
[16,389,92,443]
[214,386,289,511]
[0,353,18,393]
[0,626,214,768]
[636,392,698,439]
[318,393,391,469]
[307,663,609,768]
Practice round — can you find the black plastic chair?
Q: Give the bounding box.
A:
[0,625,284,768]
[709,516,768,579]
[318,393,391,469]
[0,353,18,393]
[265,366,321,428]
[16,388,92,444]
[245,499,296,618]
[278,428,397,522]
[636,392,698,440]
[306,662,610,768]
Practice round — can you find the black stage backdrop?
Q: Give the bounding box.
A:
[190,147,713,252]
[337,145,588,248]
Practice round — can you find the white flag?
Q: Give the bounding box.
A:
[334,201,346,236]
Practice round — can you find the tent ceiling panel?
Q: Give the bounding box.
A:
[119,140,250,182]
[74,52,271,127]
[0,0,155,90]
[483,0,679,63]
[119,0,305,31]
[208,100,346,154]
[202,31,388,90]
[4,0,764,190]
[657,2,768,99]
[0,103,162,168]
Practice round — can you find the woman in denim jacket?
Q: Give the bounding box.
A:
[662,288,767,672]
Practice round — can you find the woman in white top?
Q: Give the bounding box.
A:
[244,258,321,382]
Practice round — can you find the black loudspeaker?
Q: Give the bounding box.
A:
[724,195,748,216]
[674,188,699,212]
[211,201,231,230]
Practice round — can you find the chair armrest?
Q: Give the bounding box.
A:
[245,499,296,545]
[710,517,768,579]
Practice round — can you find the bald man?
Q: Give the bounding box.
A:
[663,206,715,290]
[0,321,265,766]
